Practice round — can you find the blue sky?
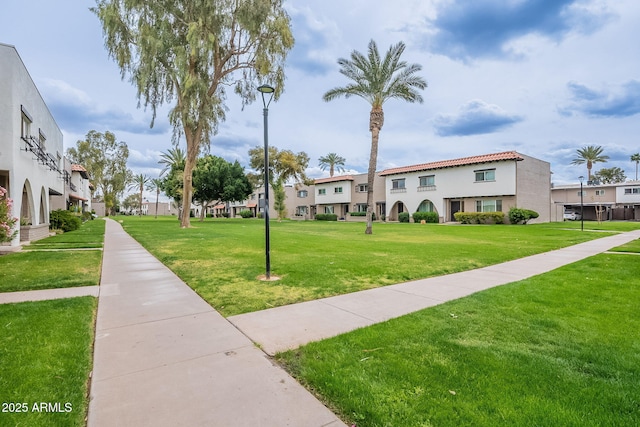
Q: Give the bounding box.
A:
[2,0,639,202]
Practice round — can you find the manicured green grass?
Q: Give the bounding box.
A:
[0,297,96,427]
[117,216,631,316]
[0,220,104,293]
[276,251,640,426]
[608,237,640,253]
[0,251,102,293]
[23,219,105,250]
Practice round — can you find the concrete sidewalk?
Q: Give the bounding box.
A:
[0,286,99,304]
[229,229,640,356]
[87,219,346,427]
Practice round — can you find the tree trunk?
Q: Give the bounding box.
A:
[365,107,384,234]
[155,189,159,219]
[181,155,195,228]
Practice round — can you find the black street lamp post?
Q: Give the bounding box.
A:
[258,84,275,279]
[579,175,584,231]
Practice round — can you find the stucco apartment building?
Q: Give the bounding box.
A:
[551,180,640,221]
[380,151,551,223]
[312,173,385,220]
[1,43,65,245]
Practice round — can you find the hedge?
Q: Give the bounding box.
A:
[453,211,505,224]
[315,213,338,221]
[507,208,539,224]
[238,210,254,218]
[398,212,410,223]
[50,209,82,232]
[412,211,439,223]
[349,212,377,220]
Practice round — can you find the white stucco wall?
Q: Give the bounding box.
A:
[0,43,64,245]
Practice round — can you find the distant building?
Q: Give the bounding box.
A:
[551,180,640,221]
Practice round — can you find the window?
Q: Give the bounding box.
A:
[577,191,585,196]
[357,184,368,192]
[39,129,46,150]
[295,206,308,216]
[318,188,326,195]
[475,169,496,182]
[334,187,343,194]
[417,200,435,212]
[476,199,502,212]
[419,175,435,187]
[325,206,334,214]
[624,188,640,194]
[595,190,605,196]
[21,106,32,138]
[297,190,308,198]
[355,203,368,212]
[392,179,406,189]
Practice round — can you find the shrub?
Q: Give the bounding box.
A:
[412,211,439,223]
[50,210,82,232]
[508,208,539,224]
[81,211,93,222]
[349,212,366,217]
[454,212,505,224]
[239,210,254,218]
[398,212,410,223]
[315,213,338,221]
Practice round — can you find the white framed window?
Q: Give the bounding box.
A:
[355,203,368,212]
[418,200,435,212]
[475,169,496,182]
[595,190,605,196]
[476,199,502,212]
[325,206,334,214]
[39,129,46,150]
[392,178,405,189]
[318,188,326,195]
[419,175,435,187]
[334,187,343,194]
[624,188,640,194]
[21,106,32,138]
[297,190,308,198]
[577,191,585,196]
[295,206,308,215]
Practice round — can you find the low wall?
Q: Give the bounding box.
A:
[20,223,50,242]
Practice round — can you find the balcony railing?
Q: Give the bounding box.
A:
[21,136,62,174]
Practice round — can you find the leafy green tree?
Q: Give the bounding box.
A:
[192,155,252,221]
[93,0,294,228]
[323,40,427,234]
[631,153,640,181]
[318,153,346,177]
[66,130,131,216]
[161,164,185,220]
[593,167,626,184]
[121,193,141,214]
[128,173,151,216]
[571,145,609,181]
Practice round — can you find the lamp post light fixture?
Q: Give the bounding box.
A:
[579,175,584,232]
[258,84,275,280]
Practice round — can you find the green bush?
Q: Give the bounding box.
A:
[349,212,366,217]
[239,210,254,218]
[50,210,82,232]
[398,212,410,223]
[454,212,505,224]
[508,208,539,224]
[81,211,93,222]
[315,213,338,221]
[412,212,439,223]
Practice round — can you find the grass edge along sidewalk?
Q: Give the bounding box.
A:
[276,244,640,427]
[116,216,638,317]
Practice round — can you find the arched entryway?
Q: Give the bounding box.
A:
[388,201,406,221]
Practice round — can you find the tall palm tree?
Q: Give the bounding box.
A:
[631,153,640,181]
[150,178,163,219]
[318,153,346,177]
[323,40,427,234]
[571,145,609,181]
[158,147,186,177]
[128,173,150,216]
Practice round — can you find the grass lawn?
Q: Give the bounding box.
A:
[276,250,640,426]
[0,220,104,293]
[0,297,96,427]
[117,216,630,316]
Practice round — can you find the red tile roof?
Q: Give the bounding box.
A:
[314,175,355,184]
[380,151,524,176]
[71,164,90,179]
